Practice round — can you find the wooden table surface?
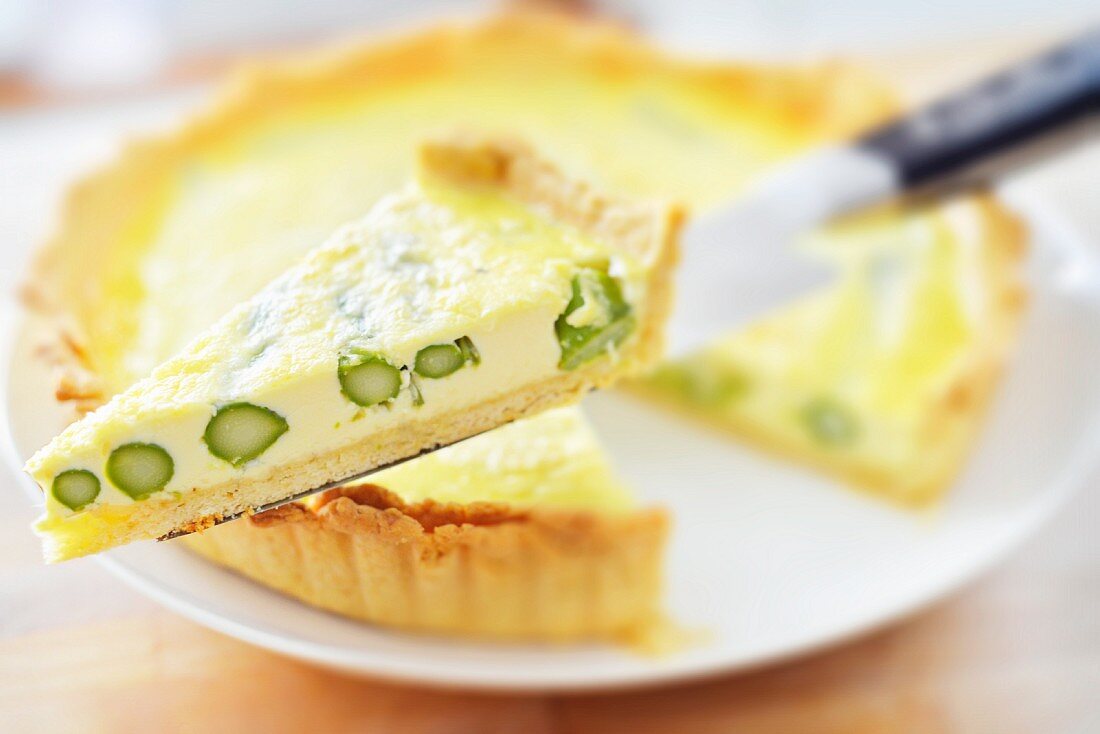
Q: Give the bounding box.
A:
[2,29,1099,734]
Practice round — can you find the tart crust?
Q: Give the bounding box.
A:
[183,483,669,641]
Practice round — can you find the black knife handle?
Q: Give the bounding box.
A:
[859,28,1100,196]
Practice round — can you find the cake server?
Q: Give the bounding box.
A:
[668,27,1100,357]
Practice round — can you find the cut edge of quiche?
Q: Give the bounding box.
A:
[26,134,682,562]
[629,193,1028,505]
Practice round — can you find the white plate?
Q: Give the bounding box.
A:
[5,190,1099,692]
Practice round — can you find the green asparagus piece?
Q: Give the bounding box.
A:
[414,343,465,379]
[338,351,402,407]
[106,443,174,499]
[408,373,425,407]
[652,362,749,408]
[51,469,100,511]
[455,336,481,365]
[801,397,859,447]
[555,268,635,370]
[204,402,289,467]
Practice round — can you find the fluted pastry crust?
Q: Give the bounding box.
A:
[184,483,669,641]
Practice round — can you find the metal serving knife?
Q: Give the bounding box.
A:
[667,27,1100,357]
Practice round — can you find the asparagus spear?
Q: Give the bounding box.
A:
[106,443,174,498]
[51,469,100,510]
[555,269,635,370]
[204,403,289,467]
[338,351,403,407]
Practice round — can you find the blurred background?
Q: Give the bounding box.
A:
[0,0,1097,99]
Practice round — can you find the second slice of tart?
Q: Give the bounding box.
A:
[27,136,681,562]
[631,197,1025,504]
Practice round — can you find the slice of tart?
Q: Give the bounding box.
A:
[26,136,681,562]
[183,407,669,641]
[632,196,1026,504]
